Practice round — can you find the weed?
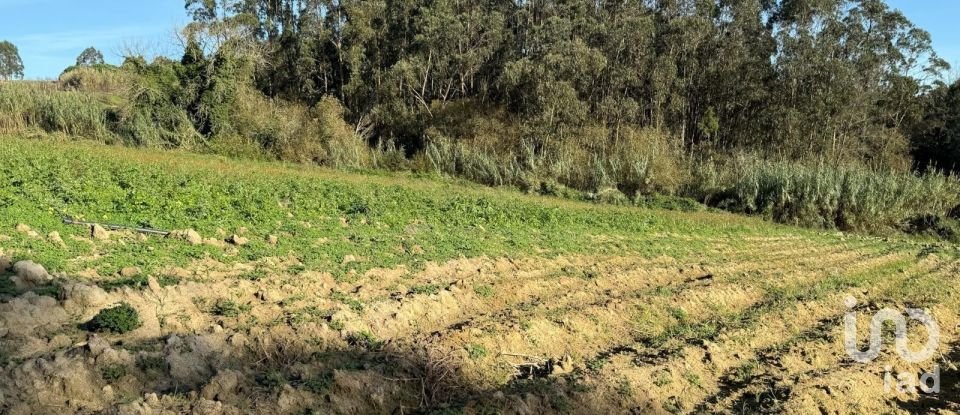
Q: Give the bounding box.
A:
[256,370,287,390]
[303,372,335,394]
[102,274,179,291]
[346,331,383,351]
[137,355,167,374]
[240,268,269,281]
[616,379,633,398]
[0,276,16,296]
[100,363,128,383]
[409,284,441,296]
[653,370,672,387]
[331,291,364,312]
[683,371,704,389]
[30,283,61,298]
[473,284,494,298]
[586,357,608,372]
[211,299,250,317]
[466,343,488,360]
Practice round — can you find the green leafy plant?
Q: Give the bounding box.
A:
[85,303,142,334]
[100,363,128,382]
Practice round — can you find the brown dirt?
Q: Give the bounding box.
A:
[0,234,958,414]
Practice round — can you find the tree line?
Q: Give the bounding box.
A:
[177,0,953,171]
[0,0,957,174]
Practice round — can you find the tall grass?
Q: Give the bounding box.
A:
[687,155,960,232]
[421,122,686,199]
[0,82,113,140]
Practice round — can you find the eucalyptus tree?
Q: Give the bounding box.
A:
[0,41,24,80]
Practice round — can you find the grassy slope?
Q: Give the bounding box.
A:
[3,137,960,414]
[0,136,841,282]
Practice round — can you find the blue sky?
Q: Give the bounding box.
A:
[1,0,958,79]
[1,0,188,79]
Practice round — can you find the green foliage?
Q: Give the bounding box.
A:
[331,292,364,312]
[473,285,494,298]
[903,214,958,242]
[102,274,179,292]
[76,47,105,67]
[303,372,335,394]
[0,276,17,297]
[466,343,488,360]
[912,79,960,174]
[346,331,383,351]
[687,154,960,233]
[0,136,819,281]
[0,82,112,140]
[0,41,23,80]
[100,363,128,382]
[256,370,287,389]
[85,303,142,334]
[136,355,167,374]
[409,284,441,296]
[211,299,249,317]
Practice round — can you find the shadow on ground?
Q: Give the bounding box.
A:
[0,268,662,414]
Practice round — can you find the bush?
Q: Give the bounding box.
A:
[85,303,141,334]
[904,214,958,242]
[100,363,128,382]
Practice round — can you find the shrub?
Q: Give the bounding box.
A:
[100,363,128,382]
[85,303,141,333]
[904,214,958,242]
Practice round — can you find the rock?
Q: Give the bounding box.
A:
[91,224,110,240]
[171,229,203,246]
[48,231,65,246]
[0,256,10,272]
[255,290,271,302]
[147,277,162,294]
[550,355,575,376]
[226,234,249,246]
[120,267,141,278]
[15,224,39,238]
[201,370,242,401]
[86,334,112,357]
[13,260,52,285]
[192,398,223,415]
[267,235,279,245]
[62,283,110,310]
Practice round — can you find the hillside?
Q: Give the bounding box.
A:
[0,137,958,414]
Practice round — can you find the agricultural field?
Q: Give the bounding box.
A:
[0,136,958,414]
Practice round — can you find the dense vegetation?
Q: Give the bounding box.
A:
[1,0,959,236]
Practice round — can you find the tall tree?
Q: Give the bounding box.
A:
[76,47,105,67]
[0,41,24,80]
